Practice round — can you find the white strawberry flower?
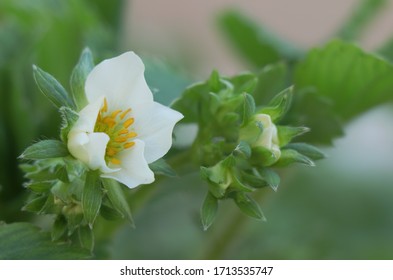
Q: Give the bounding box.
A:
[67,52,183,188]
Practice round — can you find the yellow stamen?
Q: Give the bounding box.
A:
[111,109,122,119]
[102,98,108,112]
[110,158,121,165]
[106,147,117,156]
[124,142,135,149]
[127,132,137,138]
[118,129,129,135]
[124,118,134,128]
[120,108,132,120]
[115,136,127,143]
[103,117,116,128]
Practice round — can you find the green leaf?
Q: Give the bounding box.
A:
[260,86,293,122]
[70,48,93,110]
[378,37,393,62]
[285,143,326,161]
[336,0,387,41]
[274,149,315,167]
[233,192,266,221]
[82,171,102,228]
[52,215,67,241]
[218,10,303,68]
[242,93,256,126]
[227,72,258,95]
[149,158,177,177]
[259,168,280,192]
[144,58,191,106]
[102,178,134,226]
[0,223,90,260]
[201,192,218,231]
[253,62,288,105]
[285,88,344,145]
[20,140,69,160]
[59,106,79,142]
[171,82,209,123]
[295,40,393,120]
[277,126,310,147]
[78,225,94,252]
[32,65,75,109]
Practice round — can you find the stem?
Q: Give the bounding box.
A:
[201,191,265,259]
[202,208,248,259]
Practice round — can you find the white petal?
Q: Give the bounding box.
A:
[68,131,117,173]
[101,140,154,189]
[173,123,198,149]
[85,52,153,111]
[71,97,104,133]
[133,102,184,163]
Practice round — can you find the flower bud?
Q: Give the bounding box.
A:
[240,113,281,163]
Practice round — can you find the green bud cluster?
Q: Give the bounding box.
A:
[172,71,325,230]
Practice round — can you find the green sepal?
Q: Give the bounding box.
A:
[102,178,134,227]
[25,167,59,182]
[201,192,218,231]
[59,107,79,142]
[239,119,264,145]
[52,181,71,204]
[240,170,269,189]
[260,86,293,122]
[233,140,252,159]
[55,165,70,183]
[231,174,255,192]
[200,155,235,198]
[22,195,47,213]
[70,48,94,110]
[82,171,102,229]
[233,192,266,221]
[32,65,75,109]
[242,93,256,126]
[149,158,177,177]
[274,149,315,167]
[63,204,84,235]
[277,126,310,147]
[25,181,53,193]
[251,146,280,166]
[285,143,326,160]
[100,204,123,220]
[259,168,280,192]
[52,215,68,241]
[208,70,221,92]
[20,140,69,160]
[78,225,94,252]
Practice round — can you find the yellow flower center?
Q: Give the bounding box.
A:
[94,98,137,165]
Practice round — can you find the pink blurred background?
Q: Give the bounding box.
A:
[124,0,393,76]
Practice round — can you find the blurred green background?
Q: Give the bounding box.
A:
[1,0,393,259]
